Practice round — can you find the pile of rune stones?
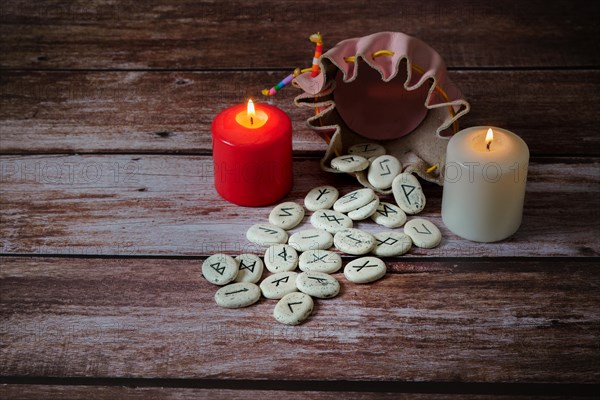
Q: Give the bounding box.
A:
[202,143,442,325]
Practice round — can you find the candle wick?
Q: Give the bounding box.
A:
[486,142,491,151]
[250,116,254,126]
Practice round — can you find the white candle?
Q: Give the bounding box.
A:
[442,126,529,242]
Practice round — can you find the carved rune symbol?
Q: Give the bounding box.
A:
[377,237,398,246]
[311,253,328,263]
[302,234,319,239]
[308,276,328,284]
[225,288,249,295]
[401,184,416,204]
[359,144,374,152]
[377,203,397,217]
[287,301,303,313]
[259,226,278,235]
[341,191,359,203]
[413,223,432,235]
[239,260,256,272]
[346,234,362,244]
[272,276,290,286]
[278,247,289,261]
[210,262,225,275]
[341,156,356,162]
[379,159,392,176]
[278,207,294,217]
[320,213,343,224]
[353,260,378,271]
[316,188,330,201]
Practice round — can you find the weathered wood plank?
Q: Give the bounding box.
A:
[0,386,402,400]
[1,257,598,383]
[1,70,598,155]
[0,384,594,400]
[0,155,598,257]
[0,0,598,70]
[0,70,329,155]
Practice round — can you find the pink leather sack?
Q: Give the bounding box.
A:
[293,32,470,189]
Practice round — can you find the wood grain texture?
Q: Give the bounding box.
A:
[0,385,595,400]
[0,387,414,400]
[0,155,598,258]
[0,0,598,70]
[1,70,599,156]
[1,0,599,396]
[1,257,598,384]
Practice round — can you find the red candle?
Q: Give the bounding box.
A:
[212,100,293,206]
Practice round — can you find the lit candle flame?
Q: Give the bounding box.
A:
[236,99,267,129]
[247,99,255,125]
[485,128,494,151]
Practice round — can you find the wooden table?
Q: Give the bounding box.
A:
[1,1,599,398]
